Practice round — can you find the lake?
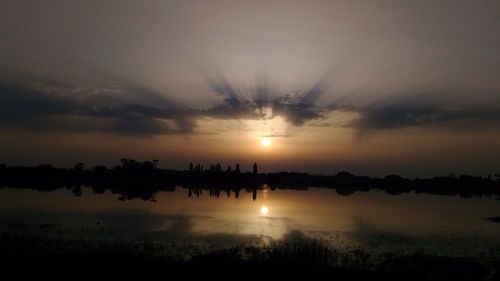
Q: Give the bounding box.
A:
[1,185,500,258]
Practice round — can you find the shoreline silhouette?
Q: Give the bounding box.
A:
[0,159,499,201]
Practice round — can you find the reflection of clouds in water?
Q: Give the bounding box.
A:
[156,215,193,235]
[0,210,265,248]
[261,216,293,222]
[344,218,500,257]
[0,209,178,230]
[4,209,500,258]
[192,215,296,239]
[255,216,296,239]
[281,217,500,258]
[348,218,416,249]
[5,188,500,258]
[261,216,295,235]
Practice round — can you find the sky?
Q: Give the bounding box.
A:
[1,0,500,176]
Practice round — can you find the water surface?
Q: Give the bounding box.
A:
[1,186,500,256]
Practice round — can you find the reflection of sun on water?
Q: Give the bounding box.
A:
[261,137,271,147]
[260,206,269,215]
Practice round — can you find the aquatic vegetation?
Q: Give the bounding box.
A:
[1,224,499,280]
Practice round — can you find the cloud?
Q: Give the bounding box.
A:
[201,74,331,126]
[271,99,323,126]
[348,106,439,130]
[0,77,197,135]
[0,74,332,136]
[345,95,500,135]
[1,74,500,137]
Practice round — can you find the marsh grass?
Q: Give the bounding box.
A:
[1,224,499,280]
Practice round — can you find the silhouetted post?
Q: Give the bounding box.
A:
[253,163,258,174]
[226,165,232,173]
[252,190,257,201]
[189,163,193,173]
[235,163,240,174]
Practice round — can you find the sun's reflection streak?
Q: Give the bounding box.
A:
[260,206,269,216]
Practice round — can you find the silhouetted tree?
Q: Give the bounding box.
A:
[120,158,129,169]
[72,185,82,197]
[73,162,84,172]
[37,163,53,170]
[142,161,155,170]
[93,165,107,173]
[1,159,500,202]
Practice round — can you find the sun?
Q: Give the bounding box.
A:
[261,137,271,147]
[260,206,269,215]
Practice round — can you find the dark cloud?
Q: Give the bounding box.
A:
[207,77,241,108]
[342,87,500,131]
[348,106,439,130]
[346,104,500,134]
[202,74,268,120]
[271,96,323,126]
[202,75,330,126]
[0,78,196,135]
[1,75,500,137]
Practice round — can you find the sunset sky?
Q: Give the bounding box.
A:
[1,0,500,176]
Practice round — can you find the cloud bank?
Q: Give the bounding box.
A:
[1,75,499,137]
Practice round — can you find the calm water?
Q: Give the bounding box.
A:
[1,186,500,256]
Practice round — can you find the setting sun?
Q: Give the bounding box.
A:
[261,137,271,147]
[260,206,269,215]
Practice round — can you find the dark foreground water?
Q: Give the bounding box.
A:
[1,186,500,254]
[1,186,500,279]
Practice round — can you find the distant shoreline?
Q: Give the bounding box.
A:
[1,159,500,201]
